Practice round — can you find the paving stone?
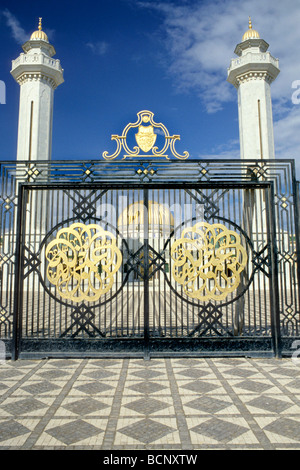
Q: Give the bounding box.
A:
[118,418,175,444]
[128,381,167,394]
[223,367,256,378]
[37,369,70,380]
[62,398,109,415]
[175,359,206,366]
[0,369,23,380]
[74,381,113,395]
[21,381,60,395]
[0,419,30,442]
[46,419,103,445]
[0,357,300,450]
[176,368,210,379]
[2,398,48,415]
[234,379,273,393]
[247,396,293,413]
[130,369,164,380]
[47,360,78,368]
[286,378,300,389]
[191,417,249,443]
[269,367,300,378]
[185,396,232,413]
[83,370,117,380]
[89,360,121,368]
[181,380,217,394]
[124,397,170,414]
[263,417,300,441]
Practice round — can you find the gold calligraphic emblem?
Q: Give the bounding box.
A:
[45,223,122,302]
[171,222,247,301]
[135,125,157,153]
[102,110,189,160]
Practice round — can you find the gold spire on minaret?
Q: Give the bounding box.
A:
[30,17,49,42]
[242,16,260,41]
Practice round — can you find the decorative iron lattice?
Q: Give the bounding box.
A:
[0,159,299,359]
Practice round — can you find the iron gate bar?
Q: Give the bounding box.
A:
[12,183,26,360]
[143,187,150,359]
[292,169,300,337]
[266,181,282,357]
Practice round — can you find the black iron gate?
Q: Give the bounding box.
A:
[12,180,281,359]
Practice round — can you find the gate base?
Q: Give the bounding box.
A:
[15,337,278,360]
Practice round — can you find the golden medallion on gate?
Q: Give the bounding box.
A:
[171,222,248,301]
[45,223,122,302]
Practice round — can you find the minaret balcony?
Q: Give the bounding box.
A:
[227,51,279,87]
[11,52,64,88]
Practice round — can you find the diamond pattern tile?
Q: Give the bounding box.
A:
[263,417,300,441]
[21,381,60,395]
[247,396,293,413]
[177,368,210,379]
[185,396,232,413]
[89,360,120,368]
[286,378,300,390]
[118,418,175,444]
[224,368,256,378]
[2,398,48,415]
[46,419,103,445]
[62,398,109,415]
[48,360,78,368]
[0,419,30,442]
[234,380,273,393]
[130,369,164,380]
[74,381,113,395]
[270,367,299,378]
[181,380,217,394]
[0,369,23,380]
[191,417,249,443]
[176,359,205,367]
[38,369,70,380]
[83,370,116,380]
[0,357,300,450]
[125,397,170,414]
[128,381,167,394]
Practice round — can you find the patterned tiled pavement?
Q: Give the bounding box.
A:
[0,357,300,450]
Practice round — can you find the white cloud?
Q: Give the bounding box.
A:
[2,9,28,44]
[2,10,55,44]
[138,0,300,161]
[139,0,300,109]
[86,41,108,56]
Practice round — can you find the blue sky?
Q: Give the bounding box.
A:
[1,0,300,172]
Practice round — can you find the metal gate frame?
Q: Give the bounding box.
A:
[11,179,281,360]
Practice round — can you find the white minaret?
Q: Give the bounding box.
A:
[227,18,280,160]
[11,18,64,161]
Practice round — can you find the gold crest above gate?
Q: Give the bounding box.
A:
[102,110,189,160]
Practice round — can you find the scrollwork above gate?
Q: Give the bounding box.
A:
[102,110,189,161]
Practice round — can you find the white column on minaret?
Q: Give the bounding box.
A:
[227,19,280,159]
[8,19,64,291]
[10,18,64,161]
